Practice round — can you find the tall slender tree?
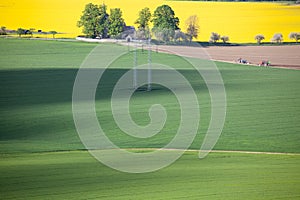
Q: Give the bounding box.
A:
[135,7,151,30]
[135,7,151,39]
[98,4,109,38]
[185,15,199,42]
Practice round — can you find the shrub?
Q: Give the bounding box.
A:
[221,35,229,43]
[271,33,283,43]
[289,32,300,43]
[209,32,220,43]
[255,34,265,44]
[174,30,187,42]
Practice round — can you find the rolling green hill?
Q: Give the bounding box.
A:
[0,38,299,199]
[1,38,299,153]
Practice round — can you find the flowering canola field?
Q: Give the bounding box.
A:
[1,0,300,42]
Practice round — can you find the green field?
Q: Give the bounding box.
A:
[0,38,299,199]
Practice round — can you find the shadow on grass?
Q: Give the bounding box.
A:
[0,67,227,108]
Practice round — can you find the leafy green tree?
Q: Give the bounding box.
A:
[152,5,179,31]
[185,15,199,42]
[289,32,300,43]
[255,34,265,44]
[98,4,109,38]
[108,8,125,38]
[135,7,151,29]
[135,7,151,39]
[77,3,109,38]
[49,31,58,38]
[152,5,179,42]
[17,28,25,37]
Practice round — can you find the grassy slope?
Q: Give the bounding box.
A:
[0,38,299,153]
[1,151,299,199]
[0,38,299,199]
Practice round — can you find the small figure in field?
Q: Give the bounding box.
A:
[237,58,249,64]
[259,60,271,67]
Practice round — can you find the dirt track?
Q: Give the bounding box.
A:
[157,45,300,70]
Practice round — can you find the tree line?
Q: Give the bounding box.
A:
[77,3,199,42]
[172,0,300,2]
[255,33,300,44]
[78,3,300,44]
[208,32,300,44]
[0,27,59,38]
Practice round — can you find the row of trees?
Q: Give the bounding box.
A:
[208,32,300,44]
[255,32,300,44]
[78,3,300,44]
[0,26,58,38]
[77,3,125,38]
[209,32,300,44]
[78,3,200,42]
[209,32,230,43]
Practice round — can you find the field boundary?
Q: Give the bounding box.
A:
[15,149,299,156]
[115,148,300,156]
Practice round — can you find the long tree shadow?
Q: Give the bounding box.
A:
[0,67,230,108]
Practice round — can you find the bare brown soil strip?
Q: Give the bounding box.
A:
[157,45,300,70]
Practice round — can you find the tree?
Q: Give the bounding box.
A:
[135,7,151,30]
[152,5,179,30]
[174,30,187,42]
[135,7,151,39]
[77,3,109,38]
[209,32,220,43]
[98,4,109,38]
[221,35,229,43]
[28,28,35,38]
[185,15,199,42]
[49,31,58,38]
[153,28,175,42]
[17,28,25,37]
[271,33,283,43]
[152,5,179,42]
[289,32,300,43]
[136,29,150,40]
[255,34,265,44]
[0,26,7,35]
[108,8,125,38]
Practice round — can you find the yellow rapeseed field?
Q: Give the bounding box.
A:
[1,0,300,42]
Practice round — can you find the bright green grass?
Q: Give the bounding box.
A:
[1,151,299,199]
[0,38,300,199]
